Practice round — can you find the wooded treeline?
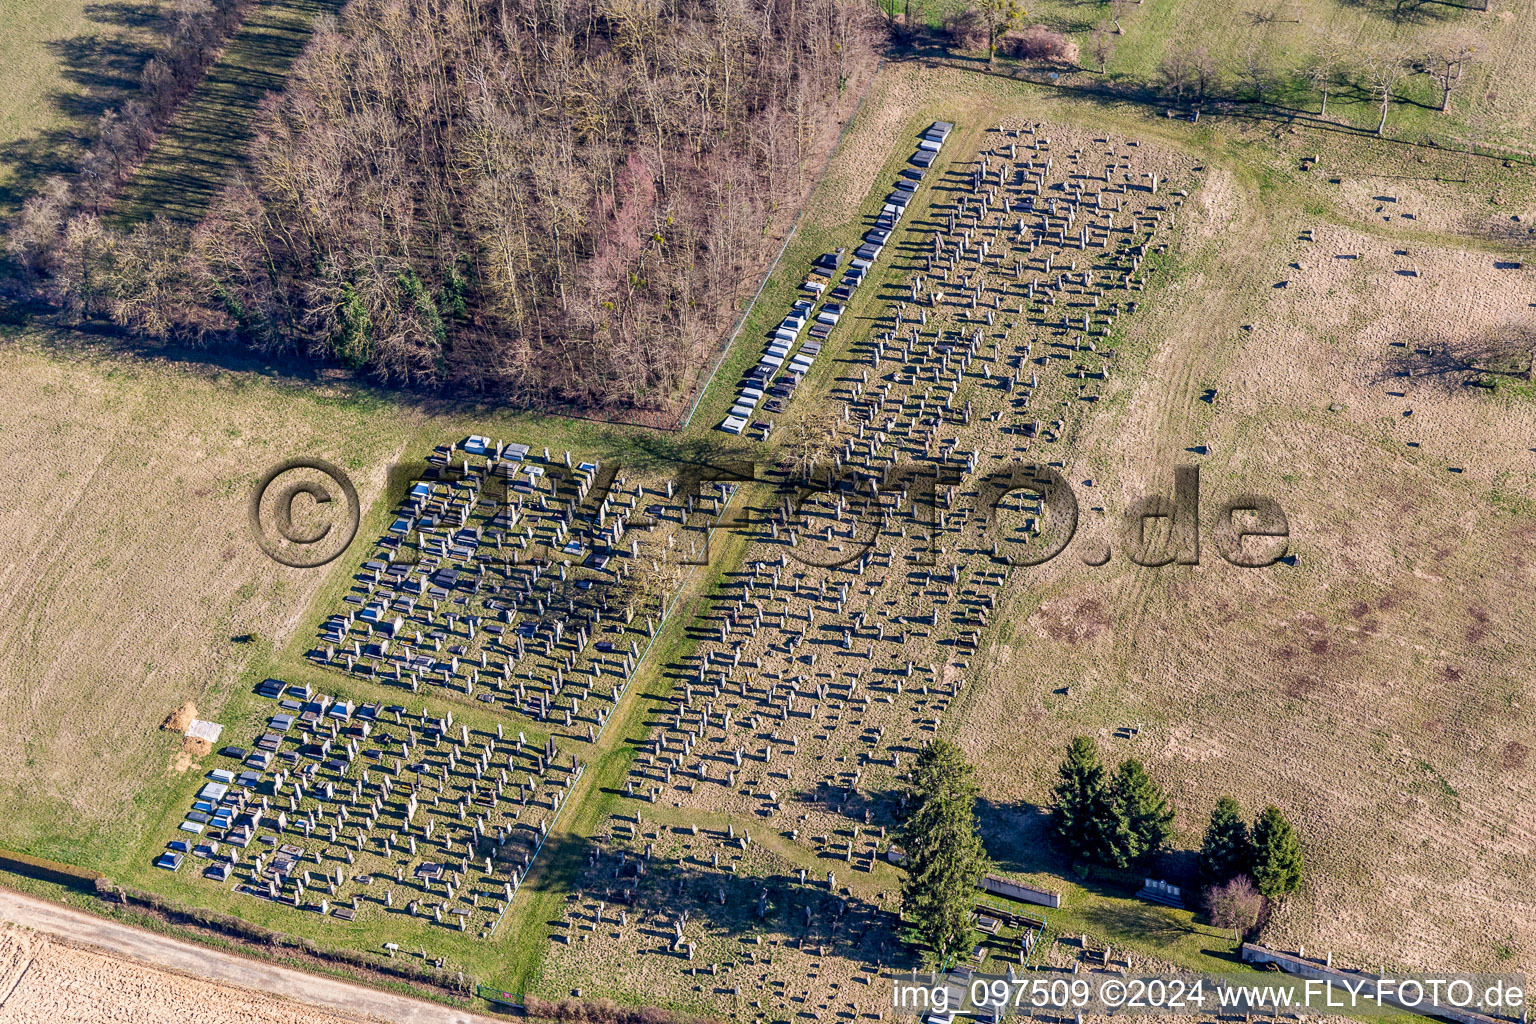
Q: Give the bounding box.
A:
[27,0,882,410]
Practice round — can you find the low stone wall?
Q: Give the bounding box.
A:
[979,873,1060,909]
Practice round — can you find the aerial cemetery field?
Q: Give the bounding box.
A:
[529,65,1536,1006]
[0,51,1533,1020]
[535,107,1204,1012]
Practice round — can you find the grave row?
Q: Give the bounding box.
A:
[310,438,739,744]
[721,122,954,437]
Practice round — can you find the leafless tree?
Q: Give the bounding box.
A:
[1303,27,1352,119]
[1190,46,1218,100]
[1360,45,1411,136]
[1206,876,1264,940]
[783,408,844,485]
[6,176,72,283]
[1245,0,1287,24]
[626,554,680,623]
[1157,47,1196,100]
[1108,0,1131,34]
[1235,42,1276,105]
[1089,20,1116,73]
[1421,35,1477,112]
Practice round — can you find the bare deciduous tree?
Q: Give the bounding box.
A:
[782,408,844,485]
[1089,20,1116,73]
[1190,46,1218,100]
[1360,45,1411,136]
[6,176,72,283]
[1109,0,1131,34]
[1235,42,1276,105]
[1421,35,1477,112]
[1206,876,1264,940]
[1303,27,1352,118]
[1157,47,1195,100]
[1159,44,1216,102]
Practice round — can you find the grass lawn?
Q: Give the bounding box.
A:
[908,0,1536,152]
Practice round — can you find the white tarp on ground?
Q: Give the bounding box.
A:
[185,719,224,744]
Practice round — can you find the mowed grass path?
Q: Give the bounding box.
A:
[112,0,344,224]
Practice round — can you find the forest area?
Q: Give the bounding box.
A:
[9,0,884,412]
[6,0,1521,415]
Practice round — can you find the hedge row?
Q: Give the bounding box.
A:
[0,849,104,889]
[523,994,720,1024]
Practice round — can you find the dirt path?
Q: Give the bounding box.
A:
[0,888,507,1024]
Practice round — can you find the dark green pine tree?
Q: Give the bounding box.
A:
[1105,758,1176,867]
[1051,736,1113,863]
[1198,796,1253,891]
[898,739,991,966]
[1250,806,1304,899]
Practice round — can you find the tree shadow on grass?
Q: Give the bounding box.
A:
[111,0,349,225]
[8,316,778,461]
[1076,900,1195,949]
[520,825,912,980]
[975,797,1199,900]
[1331,0,1474,23]
[0,3,165,213]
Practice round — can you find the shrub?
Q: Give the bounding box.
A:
[522,994,718,1024]
[1000,25,1078,64]
[1206,875,1264,939]
[943,10,988,50]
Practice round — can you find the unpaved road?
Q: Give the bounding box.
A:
[0,888,510,1024]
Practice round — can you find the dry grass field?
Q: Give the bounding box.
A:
[944,127,1536,979]
[0,340,419,864]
